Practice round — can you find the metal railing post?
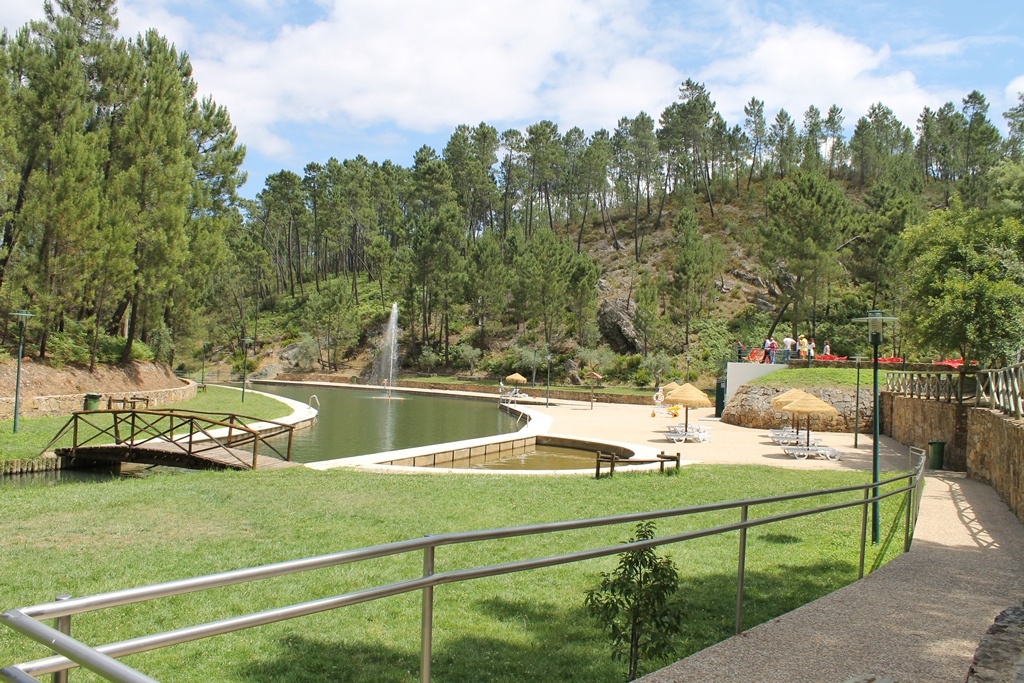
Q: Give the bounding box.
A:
[421,543,435,683]
[904,479,914,552]
[734,504,748,635]
[52,594,72,683]
[859,489,869,579]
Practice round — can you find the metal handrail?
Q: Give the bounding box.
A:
[1,457,925,683]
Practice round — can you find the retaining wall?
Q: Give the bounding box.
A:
[880,394,968,471]
[722,385,874,432]
[965,409,1024,525]
[0,381,198,420]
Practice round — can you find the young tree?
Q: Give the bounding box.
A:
[585,521,682,681]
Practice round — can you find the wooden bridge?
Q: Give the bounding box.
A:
[45,409,299,471]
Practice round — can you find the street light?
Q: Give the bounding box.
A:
[11,310,34,434]
[853,310,897,544]
[546,354,551,407]
[240,337,253,403]
[200,341,207,385]
[850,355,866,448]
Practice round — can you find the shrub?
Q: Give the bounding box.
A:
[585,521,682,681]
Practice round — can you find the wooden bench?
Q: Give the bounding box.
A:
[595,450,681,479]
[107,396,151,410]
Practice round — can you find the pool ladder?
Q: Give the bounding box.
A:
[308,395,320,409]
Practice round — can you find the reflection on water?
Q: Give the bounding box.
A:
[257,384,520,463]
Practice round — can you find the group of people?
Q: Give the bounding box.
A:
[735,335,832,364]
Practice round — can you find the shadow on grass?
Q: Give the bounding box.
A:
[236,557,858,682]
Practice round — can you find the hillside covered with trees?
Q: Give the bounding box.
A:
[2,1,1023,387]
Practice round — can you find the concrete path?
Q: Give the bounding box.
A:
[521,400,1024,682]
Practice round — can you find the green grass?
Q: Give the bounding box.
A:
[0,465,911,682]
[747,367,868,388]
[0,385,293,462]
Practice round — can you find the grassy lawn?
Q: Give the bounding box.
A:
[747,367,877,388]
[0,465,911,682]
[0,386,294,462]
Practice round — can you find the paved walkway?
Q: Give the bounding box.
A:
[522,400,1024,682]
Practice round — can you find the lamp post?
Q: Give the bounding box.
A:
[11,310,34,433]
[200,341,207,385]
[240,337,253,403]
[853,310,896,544]
[546,354,551,407]
[851,356,865,448]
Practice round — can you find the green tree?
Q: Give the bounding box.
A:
[584,521,682,681]
[897,200,1024,364]
[762,171,851,336]
[671,207,721,347]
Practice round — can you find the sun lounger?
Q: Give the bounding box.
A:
[770,434,822,446]
[781,446,841,461]
[668,424,710,434]
[667,430,710,443]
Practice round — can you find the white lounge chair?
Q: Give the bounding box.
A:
[667,430,710,443]
[782,445,841,461]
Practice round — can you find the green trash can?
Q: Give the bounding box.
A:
[715,379,726,417]
[927,440,946,470]
[83,392,102,411]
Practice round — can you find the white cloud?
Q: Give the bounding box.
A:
[702,21,946,130]
[0,0,44,34]
[171,0,671,157]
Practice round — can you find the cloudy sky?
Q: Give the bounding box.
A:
[3,0,1023,197]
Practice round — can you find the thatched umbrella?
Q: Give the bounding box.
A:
[661,381,681,393]
[782,394,839,446]
[770,388,808,410]
[664,383,712,431]
[771,388,810,433]
[505,373,527,384]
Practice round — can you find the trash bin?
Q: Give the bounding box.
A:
[927,440,946,470]
[83,392,102,411]
[715,379,726,418]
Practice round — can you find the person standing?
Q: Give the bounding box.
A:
[768,337,778,363]
[823,340,831,357]
[782,336,795,363]
[797,335,808,359]
[808,337,816,360]
[761,337,772,363]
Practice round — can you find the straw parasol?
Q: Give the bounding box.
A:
[664,383,712,431]
[770,388,808,410]
[782,393,838,446]
[771,388,809,433]
[661,381,681,393]
[505,373,527,384]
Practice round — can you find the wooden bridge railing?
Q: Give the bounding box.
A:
[885,361,1024,419]
[42,409,295,470]
[884,369,974,403]
[974,362,1024,419]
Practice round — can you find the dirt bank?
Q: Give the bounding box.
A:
[0,360,184,399]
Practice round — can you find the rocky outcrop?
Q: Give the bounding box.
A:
[597,299,640,354]
[965,605,1024,682]
[722,385,874,433]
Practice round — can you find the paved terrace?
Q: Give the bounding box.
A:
[528,399,1024,682]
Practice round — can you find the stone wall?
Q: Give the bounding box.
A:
[722,385,874,432]
[0,381,198,419]
[966,409,1024,524]
[880,394,967,471]
[282,373,660,405]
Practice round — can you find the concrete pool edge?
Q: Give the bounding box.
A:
[254,380,692,475]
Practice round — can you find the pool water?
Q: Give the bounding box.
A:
[257,384,521,462]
